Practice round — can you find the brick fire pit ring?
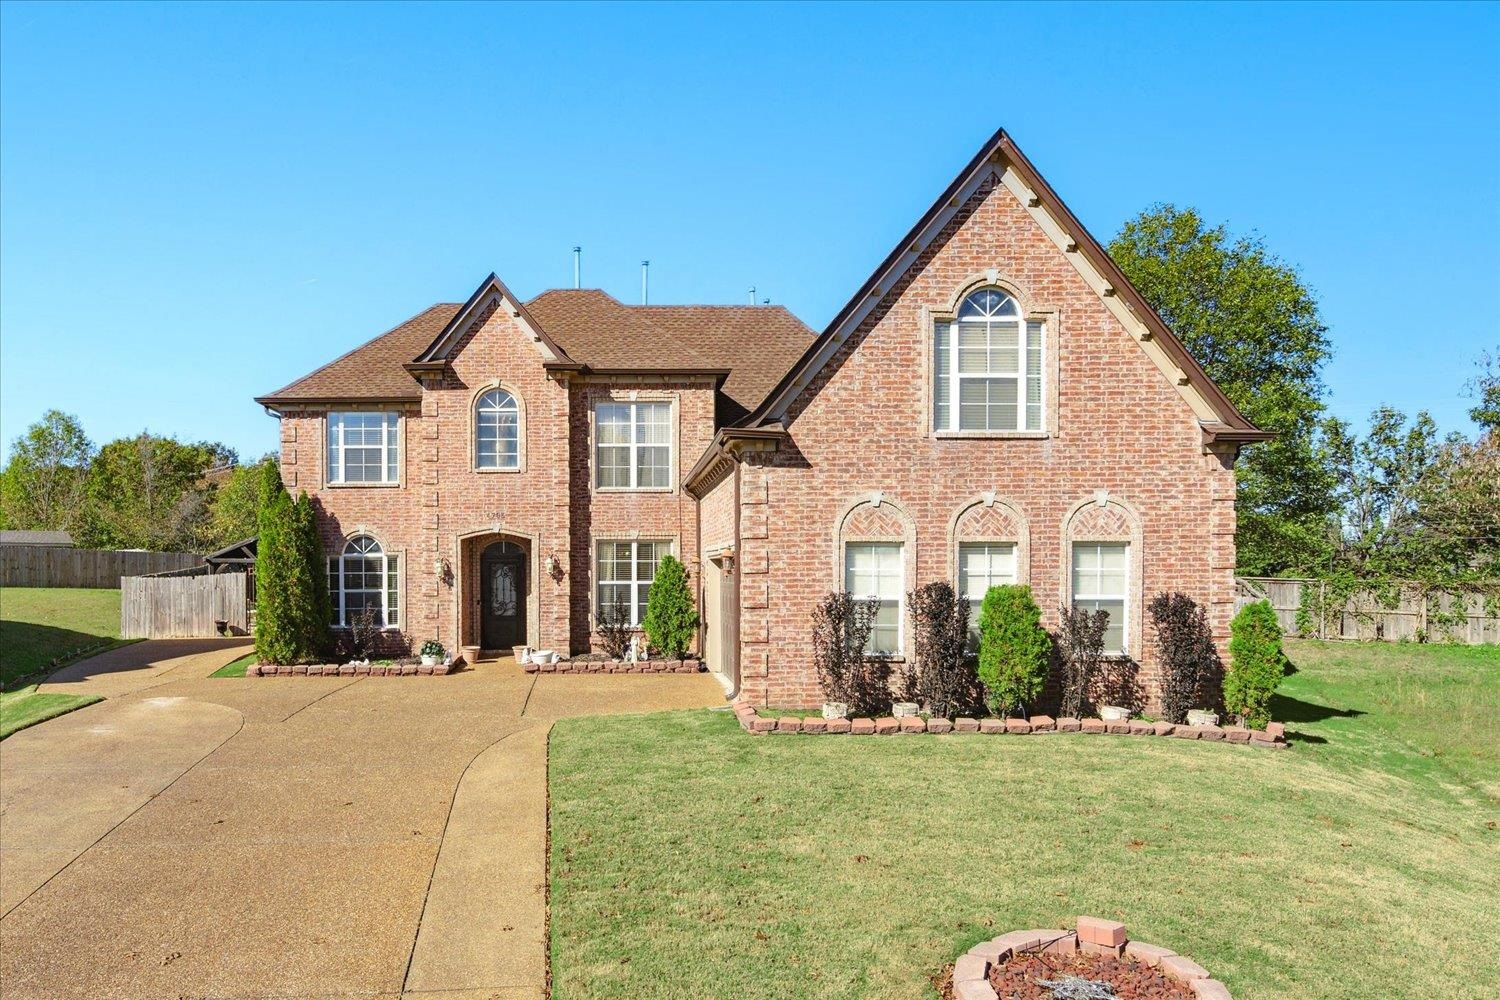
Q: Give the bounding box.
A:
[951,915,1231,999]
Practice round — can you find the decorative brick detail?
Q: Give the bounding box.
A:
[522,657,706,675]
[248,661,454,677]
[950,917,1230,998]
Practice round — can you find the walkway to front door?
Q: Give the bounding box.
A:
[480,539,526,650]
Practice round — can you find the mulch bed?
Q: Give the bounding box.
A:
[940,951,1194,1000]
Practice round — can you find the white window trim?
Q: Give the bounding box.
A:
[933,290,1044,435]
[594,538,674,628]
[1071,541,1130,656]
[329,535,402,630]
[325,411,402,487]
[472,383,524,473]
[593,400,675,492]
[957,541,1018,633]
[844,541,905,658]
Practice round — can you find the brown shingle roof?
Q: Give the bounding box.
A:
[258,288,817,419]
[527,290,817,419]
[255,304,460,406]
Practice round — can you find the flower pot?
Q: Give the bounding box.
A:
[420,654,439,667]
[512,645,531,663]
[1187,709,1220,727]
[1099,705,1130,722]
[460,645,481,665]
[821,702,848,720]
[892,701,919,718]
[533,650,557,665]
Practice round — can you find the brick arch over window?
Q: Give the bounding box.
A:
[1061,495,1145,658]
[832,494,918,658]
[947,495,1030,583]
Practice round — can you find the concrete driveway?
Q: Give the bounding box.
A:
[0,640,722,999]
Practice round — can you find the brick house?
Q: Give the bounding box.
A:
[256,128,1269,709]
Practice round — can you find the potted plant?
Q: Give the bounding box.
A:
[419,640,445,668]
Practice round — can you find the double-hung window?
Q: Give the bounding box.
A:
[1072,542,1128,654]
[845,542,903,656]
[596,540,665,626]
[327,412,400,484]
[957,542,1017,647]
[595,402,671,489]
[328,535,399,628]
[934,289,1043,432]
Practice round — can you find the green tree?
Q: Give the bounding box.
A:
[642,554,698,659]
[1109,206,1335,575]
[0,410,94,534]
[289,492,331,659]
[253,463,297,664]
[1224,600,1286,728]
[210,456,276,547]
[81,433,224,551]
[976,584,1050,717]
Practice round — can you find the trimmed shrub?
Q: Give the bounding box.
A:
[909,581,979,719]
[290,492,332,660]
[976,584,1050,718]
[1225,600,1286,728]
[1148,592,1216,724]
[811,591,886,716]
[642,553,699,658]
[253,465,332,665]
[1057,603,1108,719]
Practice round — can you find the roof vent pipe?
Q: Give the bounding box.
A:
[748,285,756,305]
[641,260,650,305]
[573,246,581,289]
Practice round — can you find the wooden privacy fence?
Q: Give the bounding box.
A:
[0,546,200,588]
[1235,577,1500,645]
[121,571,250,639]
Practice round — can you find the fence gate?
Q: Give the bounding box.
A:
[121,571,250,639]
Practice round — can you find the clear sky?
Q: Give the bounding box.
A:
[2,1,1497,462]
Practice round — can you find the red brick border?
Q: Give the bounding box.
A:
[246,662,455,677]
[952,915,1232,999]
[732,698,1286,749]
[522,657,705,675]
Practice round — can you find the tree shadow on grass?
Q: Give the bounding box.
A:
[1270,691,1364,725]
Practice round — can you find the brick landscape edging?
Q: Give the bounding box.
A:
[731,698,1287,748]
[247,662,454,677]
[523,658,705,675]
[951,915,1232,1000]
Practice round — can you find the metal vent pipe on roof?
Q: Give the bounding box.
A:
[748,285,756,305]
[641,260,650,304]
[573,246,581,288]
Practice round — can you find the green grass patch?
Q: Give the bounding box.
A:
[549,639,1499,999]
[0,685,103,739]
[0,587,129,690]
[210,652,257,678]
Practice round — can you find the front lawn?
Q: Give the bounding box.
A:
[0,587,127,738]
[549,639,1498,999]
[211,652,256,678]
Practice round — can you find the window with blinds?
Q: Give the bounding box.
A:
[934,289,1042,432]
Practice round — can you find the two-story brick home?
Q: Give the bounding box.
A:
[256,128,1270,709]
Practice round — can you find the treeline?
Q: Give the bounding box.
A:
[1110,207,1499,598]
[0,410,273,554]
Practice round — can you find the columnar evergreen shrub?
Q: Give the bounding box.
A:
[909,581,978,719]
[1225,600,1286,728]
[1148,592,1216,724]
[976,585,1050,718]
[811,591,885,715]
[642,554,698,658]
[1057,603,1108,719]
[253,465,331,665]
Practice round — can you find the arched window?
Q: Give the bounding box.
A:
[474,388,520,470]
[934,289,1043,432]
[328,535,399,628]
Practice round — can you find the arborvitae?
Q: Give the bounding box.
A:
[976,584,1051,717]
[253,463,295,664]
[642,553,698,658]
[1225,600,1286,729]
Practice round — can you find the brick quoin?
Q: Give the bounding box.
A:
[263,131,1256,704]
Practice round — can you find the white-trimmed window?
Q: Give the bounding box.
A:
[328,535,399,628]
[596,539,666,626]
[958,542,1017,645]
[327,412,400,484]
[934,289,1043,432]
[595,402,671,489]
[1072,542,1128,654]
[474,389,520,470]
[845,542,903,656]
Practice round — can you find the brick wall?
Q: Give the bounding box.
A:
[737,175,1237,709]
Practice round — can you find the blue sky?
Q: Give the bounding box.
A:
[2,1,1496,462]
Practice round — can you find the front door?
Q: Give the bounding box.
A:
[479,541,526,650]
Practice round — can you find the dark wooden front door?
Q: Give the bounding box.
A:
[479,541,526,650]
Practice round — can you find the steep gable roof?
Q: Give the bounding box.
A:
[255,303,460,406]
[744,128,1271,444]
